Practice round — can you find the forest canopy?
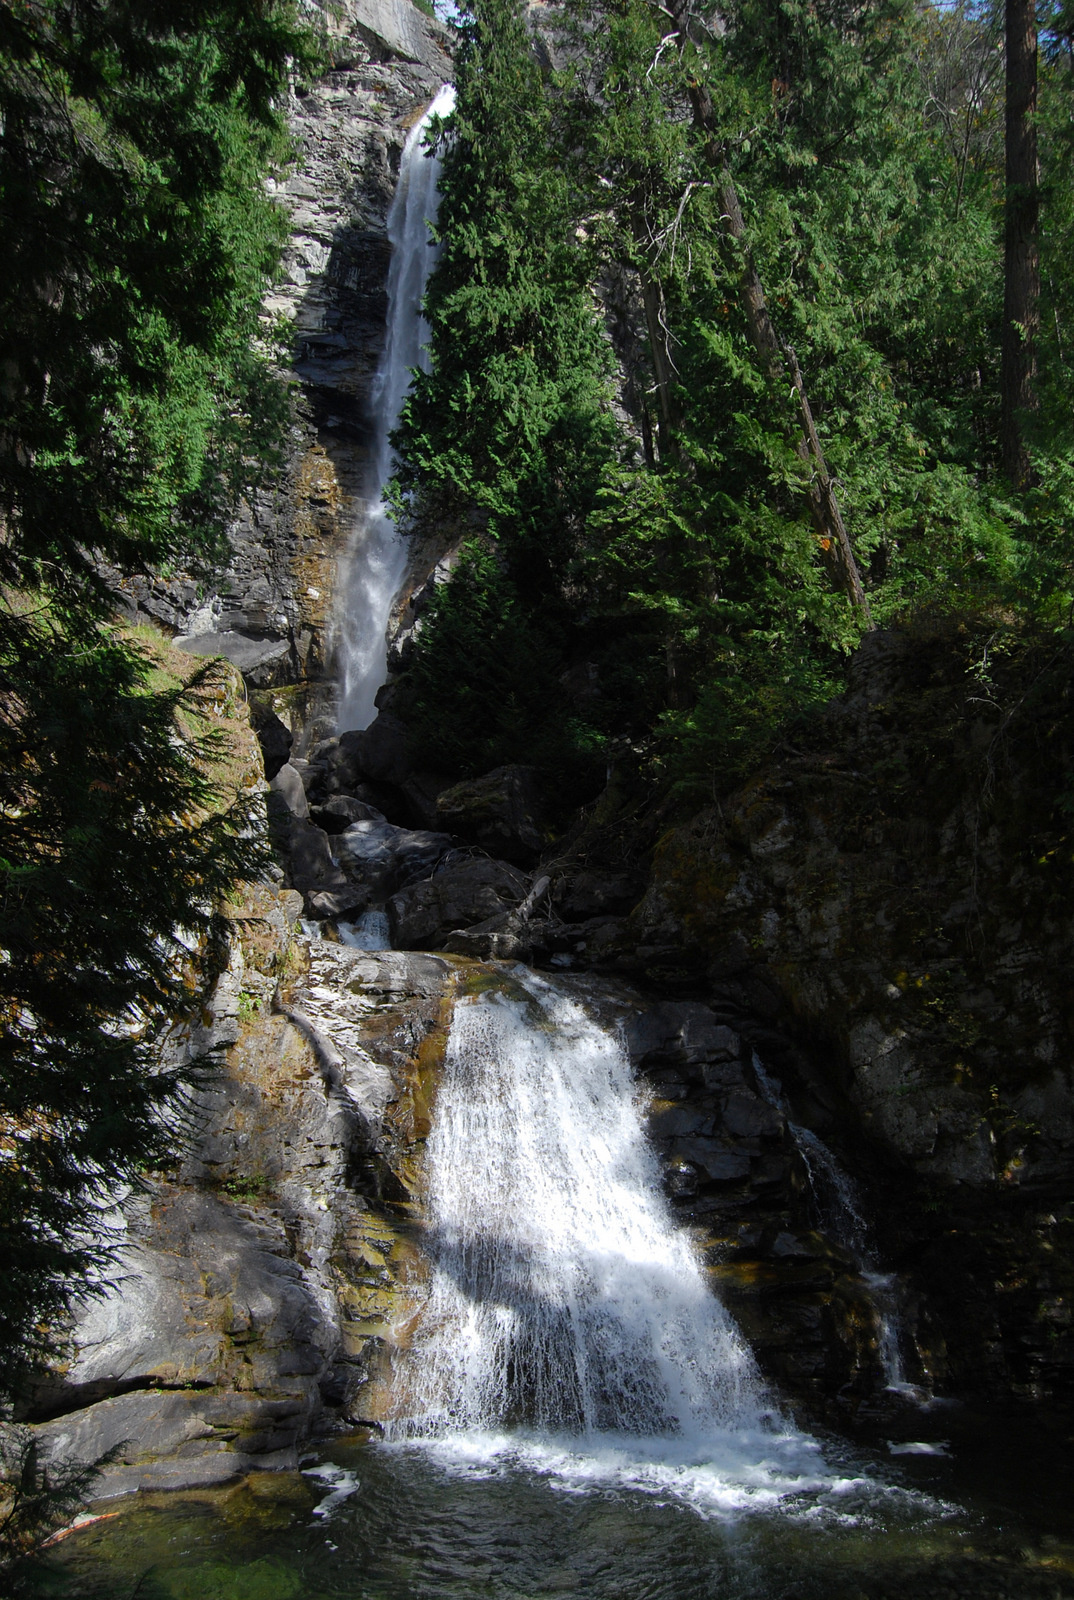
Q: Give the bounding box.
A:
[394,0,1074,793]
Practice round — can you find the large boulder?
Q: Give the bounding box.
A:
[333,820,453,899]
[303,720,415,820]
[283,818,350,915]
[436,765,546,864]
[553,868,641,921]
[348,712,414,787]
[270,761,309,819]
[310,796,385,834]
[254,712,293,782]
[388,857,529,949]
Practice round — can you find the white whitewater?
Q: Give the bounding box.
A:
[388,971,842,1511]
[337,85,455,733]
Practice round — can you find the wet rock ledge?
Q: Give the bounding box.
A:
[29,893,456,1496]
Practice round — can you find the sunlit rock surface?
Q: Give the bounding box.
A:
[32,899,455,1495]
[109,0,452,751]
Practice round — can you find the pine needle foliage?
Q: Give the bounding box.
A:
[395,0,1074,797]
[0,0,310,1398]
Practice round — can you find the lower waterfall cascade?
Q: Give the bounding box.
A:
[53,946,1074,1599]
[382,969,874,1512]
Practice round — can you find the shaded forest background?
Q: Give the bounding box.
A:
[395,0,1074,800]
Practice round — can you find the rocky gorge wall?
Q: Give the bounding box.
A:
[624,624,1074,1407]
[112,0,453,753]
[35,618,1074,1492]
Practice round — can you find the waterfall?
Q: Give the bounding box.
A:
[753,1059,914,1394]
[337,85,455,733]
[387,971,839,1506]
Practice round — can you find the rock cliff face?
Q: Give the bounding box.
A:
[626,624,1074,1406]
[33,895,456,1495]
[114,0,452,752]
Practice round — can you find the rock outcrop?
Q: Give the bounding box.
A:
[30,891,456,1495]
[623,623,1074,1406]
[113,0,453,752]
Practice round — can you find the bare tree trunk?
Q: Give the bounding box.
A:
[1002,0,1040,488]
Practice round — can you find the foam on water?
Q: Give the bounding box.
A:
[384,969,936,1521]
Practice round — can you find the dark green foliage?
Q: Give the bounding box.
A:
[0,1425,110,1591]
[393,0,622,785]
[0,0,307,1398]
[0,0,313,611]
[398,0,1074,797]
[0,613,267,1395]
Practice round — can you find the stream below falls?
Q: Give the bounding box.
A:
[51,965,1074,1599]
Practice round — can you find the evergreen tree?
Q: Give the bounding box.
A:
[394,0,619,781]
[0,0,312,1397]
[397,0,1074,791]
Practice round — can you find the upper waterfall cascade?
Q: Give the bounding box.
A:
[337,85,455,733]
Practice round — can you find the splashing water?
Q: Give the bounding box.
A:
[386,970,854,1511]
[753,1058,914,1393]
[337,85,455,733]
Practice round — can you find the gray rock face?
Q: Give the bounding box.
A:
[286,817,351,898]
[270,762,310,818]
[388,857,529,949]
[436,766,546,865]
[332,817,399,895]
[553,868,641,921]
[332,818,453,900]
[338,712,415,787]
[310,795,386,832]
[256,712,294,782]
[114,0,452,751]
[31,895,456,1495]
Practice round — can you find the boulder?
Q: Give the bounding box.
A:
[306,885,369,921]
[672,1137,752,1184]
[554,869,641,921]
[270,761,309,819]
[255,712,293,782]
[341,712,415,788]
[400,768,451,830]
[441,912,533,962]
[392,828,455,887]
[333,820,453,899]
[303,730,411,820]
[722,1089,782,1140]
[388,858,529,949]
[436,765,546,864]
[332,819,398,896]
[285,818,349,900]
[310,796,385,834]
[625,1003,743,1072]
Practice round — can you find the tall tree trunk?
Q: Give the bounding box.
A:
[639,271,678,462]
[1002,0,1040,488]
[662,1,871,620]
